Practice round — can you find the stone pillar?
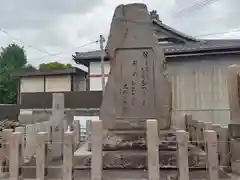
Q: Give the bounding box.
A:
[219,126,230,170]
[73,121,80,149]
[2,129,13,173]
[91,120,103,180]
[212,124,221,163]
[63,131,74,180]
[86,120,92,151]
[147,119,160,180]
[24,124,37,162]
[227,65,240,123]
[204,130,219,180]
[9,132,22,180]
[36,132,48,180]
[197,122,212,149]
[185,115,197,145]
[15,127,25,164]
[50,93,64,160]
[185,114,192,132]
[176,130,189,180]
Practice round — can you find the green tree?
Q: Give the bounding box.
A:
[0,44,27,104]
[39,62,72,70]
[23,64,37,71]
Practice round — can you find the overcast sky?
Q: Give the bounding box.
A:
[0,0,240,68]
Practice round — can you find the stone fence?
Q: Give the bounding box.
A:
[0,118,227,180]
[184,114,240,175]
[184,115,230,169]
[0,119,82,179]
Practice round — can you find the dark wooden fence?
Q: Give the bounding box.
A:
[20,91,102,109]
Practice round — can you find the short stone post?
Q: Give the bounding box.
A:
[197,122,212,149]
[9,132,22,180]
[73,121,80,149]
[191,119,198,145]
[91,120,103,180]
[36,132,48,180]
[15,126,25,164]
[204,130,219,180]
[227,65,240,122]
[63,131,74,180]
[147,119,160,180]
[219,126,230,170]
[176,130,189,180]
[212,124,221,163]
[86,120,92,150]
[2,129,13,173]
[185,115,197,145]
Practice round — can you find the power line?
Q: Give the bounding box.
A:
[29,40,99,62]
[195,28,240,37]
[0,28,56,56]
[173,0,223,17]
[0,28,99,63]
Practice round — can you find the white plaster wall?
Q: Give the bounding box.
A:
[168,58,236,127]
[89,62,110,91]
[45,75,71,92]
[20,77,44,92]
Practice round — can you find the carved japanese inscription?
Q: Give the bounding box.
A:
[116,49,155,118]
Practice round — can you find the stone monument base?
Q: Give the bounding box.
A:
[74,127,207,169]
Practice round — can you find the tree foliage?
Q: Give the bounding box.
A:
[39,62,72,70]
[0,44,27,104]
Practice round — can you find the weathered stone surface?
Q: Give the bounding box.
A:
[88,130,176,151]
[74,149,206,169]
[100,3,172,130]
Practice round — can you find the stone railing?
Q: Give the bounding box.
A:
[0,118,232,180]
[184,114,230,171]
[0,119,82,178]
[184,114,240,175]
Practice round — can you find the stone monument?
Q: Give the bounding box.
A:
[76,3,206,169]
[100,3,172,131]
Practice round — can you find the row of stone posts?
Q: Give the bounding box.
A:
[86,119,222,180]
[0,118,225,180]
[146,119,220,180]
[5,130,75,180]
[2,119,92,180]
[185,114,230,171]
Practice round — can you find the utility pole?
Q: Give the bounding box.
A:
[100,35,105,94]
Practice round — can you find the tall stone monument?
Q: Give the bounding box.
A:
[76,3,206,170]
[100,3,172,131]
